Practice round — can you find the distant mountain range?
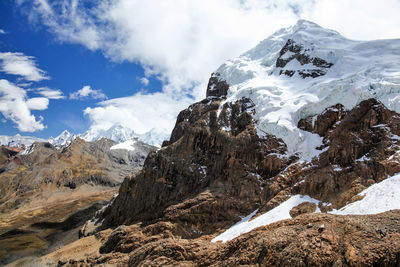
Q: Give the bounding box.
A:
[0,124,169,149]
[0,134,46,149]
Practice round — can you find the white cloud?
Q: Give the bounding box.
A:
[0,79,47,132]
[36,87,65,99]
[26,97,49,110]
[70,85,107,100]
[301,0,400,41]
[140,77,149,87]
[0,52,49,81]
[17,0,400,136]
[0,29,5,34]
[84,92,192,135]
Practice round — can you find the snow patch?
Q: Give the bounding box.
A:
[212,195,320,243]
[110,140,137,151]
[330,173,400,215]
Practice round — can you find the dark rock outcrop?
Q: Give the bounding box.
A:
[276,39,334,78]
[206,72,230,98]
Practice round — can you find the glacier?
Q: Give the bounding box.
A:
[215,20,400,155]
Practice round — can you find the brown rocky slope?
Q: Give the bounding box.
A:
[74,210,399,266]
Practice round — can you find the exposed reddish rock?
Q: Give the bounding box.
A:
[66,211,400,266]
[293,99,400,208]
[289,202,317,218]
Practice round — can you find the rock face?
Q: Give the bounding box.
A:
[95,97,290,234]
[205,72,230,98]
[294,98,400,208]
[94,97,400,233]
[0,146,20,166]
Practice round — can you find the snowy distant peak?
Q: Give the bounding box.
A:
[48,130,76,147]
[81,124,135,143]
[80,124,168,147]
[136,128,170,147]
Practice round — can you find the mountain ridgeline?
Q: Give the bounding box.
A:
[4,20,400,266]
[64,21,400,266]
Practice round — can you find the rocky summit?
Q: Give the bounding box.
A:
[4,20,400,266]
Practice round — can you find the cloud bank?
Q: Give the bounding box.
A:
[84,92,191,134]
[16,0,400,137]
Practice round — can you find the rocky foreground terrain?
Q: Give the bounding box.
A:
[3,20,400,266]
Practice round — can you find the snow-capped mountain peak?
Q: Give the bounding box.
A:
[79,124,168,147]
[48,130,76,147]
[214,20,400,156]
[81,124,135,143]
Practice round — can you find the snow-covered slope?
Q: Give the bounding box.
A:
[213,172,400,243]
[215,20,400,155]
[0,134,46,148]
[110,139,137,151]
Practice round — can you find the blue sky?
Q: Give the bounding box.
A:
[0,1,163,138]
[0,0,399,140]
